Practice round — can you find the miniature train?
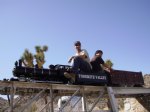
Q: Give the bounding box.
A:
[12,60,144,87]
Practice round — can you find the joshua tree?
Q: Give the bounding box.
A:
[34,45,48,68]
[21,49,34,67]
[105,59,113,68]
[101,59,113,72]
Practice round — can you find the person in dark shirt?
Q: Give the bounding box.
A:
[90,50,110,73]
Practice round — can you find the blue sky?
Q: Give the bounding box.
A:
[0,0,150,80]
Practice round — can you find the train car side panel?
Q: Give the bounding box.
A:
[110,70,144,86]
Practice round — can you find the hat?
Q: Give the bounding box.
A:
[74,41,81,46]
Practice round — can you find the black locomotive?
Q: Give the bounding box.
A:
[12,60,144,87]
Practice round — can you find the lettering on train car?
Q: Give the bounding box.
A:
[78,74,107,80]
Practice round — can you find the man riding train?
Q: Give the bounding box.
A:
[64,41,111,83]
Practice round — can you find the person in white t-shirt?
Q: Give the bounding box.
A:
[64,41,92,82]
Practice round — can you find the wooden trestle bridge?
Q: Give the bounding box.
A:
[0,80,150,112]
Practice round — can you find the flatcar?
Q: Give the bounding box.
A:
[110,70,144,87]
[12,60,144,87]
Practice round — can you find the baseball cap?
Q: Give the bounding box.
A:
[74,41,81,46]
